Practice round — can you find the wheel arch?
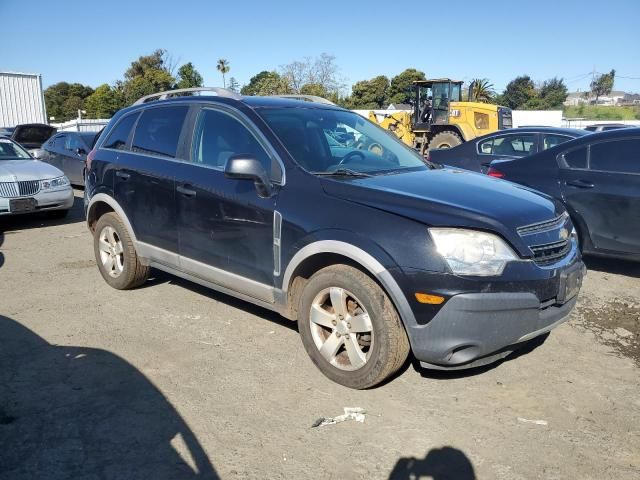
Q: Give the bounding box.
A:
[87,193,137,243]
[280,240,417,329]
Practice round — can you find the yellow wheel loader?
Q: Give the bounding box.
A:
[369,79,512,153]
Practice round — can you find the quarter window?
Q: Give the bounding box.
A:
[132,106,189,158]
[479,134,536,157]
[192,108,278,181]
[590,139,640,174]
[562,147,587,169]
[103,113,139,151]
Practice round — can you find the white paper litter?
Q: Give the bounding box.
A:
[312,407,366,427]
[517,417,548,426]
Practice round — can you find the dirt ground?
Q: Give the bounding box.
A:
[1,191,639,480]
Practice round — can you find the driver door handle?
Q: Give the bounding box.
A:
[177,185,197,198]
[567,179,594,189]
[116,171,130,180]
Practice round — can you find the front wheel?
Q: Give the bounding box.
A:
[298,265,410,389]
[428,131,463,151]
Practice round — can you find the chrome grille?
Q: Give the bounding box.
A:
[517,212,568,236]
[0,180,41,198]
[0,182,18,197]
[530,239,572,266]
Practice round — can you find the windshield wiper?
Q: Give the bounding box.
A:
[313,168,372,178]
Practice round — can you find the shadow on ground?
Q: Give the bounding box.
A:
[388,446,476,479]
[0,315,218,479]
[584,255,640,278]
[0,190,84,233]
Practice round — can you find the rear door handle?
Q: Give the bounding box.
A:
[116,171,130,180]
[177,185,197,198]
[567,179,594,189]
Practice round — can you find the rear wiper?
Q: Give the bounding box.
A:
[313,168,372,178]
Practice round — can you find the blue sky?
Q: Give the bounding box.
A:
[1,0,639,94]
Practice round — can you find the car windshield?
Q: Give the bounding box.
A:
[0,138,31,160]
[257,107,429,175]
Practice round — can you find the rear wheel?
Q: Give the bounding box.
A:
[428,131,463,151]
[93,212,149,290]
[298,265,410,389]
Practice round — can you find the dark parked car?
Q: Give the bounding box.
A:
[584,123,630,132]
[85,88,584,389]
[41,131,96,186]
[488,128,640,261]
[429,127,587,173]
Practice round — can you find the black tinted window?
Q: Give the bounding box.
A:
[590,139,640,174]
[103,113,138,150]
[193,109,277,180]
[132,106,188,158]
[563,147,587,169]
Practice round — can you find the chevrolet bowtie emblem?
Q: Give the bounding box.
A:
[559,228,569,240]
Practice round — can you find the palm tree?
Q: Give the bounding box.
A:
[216,59,230,88]
[468,78,495,103]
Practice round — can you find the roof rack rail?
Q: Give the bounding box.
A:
[133,87,242,105]
[271,94,336,106]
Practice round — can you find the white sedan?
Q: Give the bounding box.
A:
[0,136,74,217]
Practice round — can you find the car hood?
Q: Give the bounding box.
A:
[0,160,64,181]
[320,168,564,252]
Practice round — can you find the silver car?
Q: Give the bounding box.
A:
[0,136,74,217]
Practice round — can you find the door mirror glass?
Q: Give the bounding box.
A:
[224,155,273,197]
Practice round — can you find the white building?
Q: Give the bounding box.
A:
[0,71,48,127]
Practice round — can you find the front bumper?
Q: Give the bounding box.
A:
[0,187,74,215]
[410,292,578,369]
[394,249,585,369]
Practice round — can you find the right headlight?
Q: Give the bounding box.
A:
[429,228,518,276]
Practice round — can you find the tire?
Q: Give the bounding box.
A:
[428,131,463,151]
[298,264,410,389]
[93,212,149,290]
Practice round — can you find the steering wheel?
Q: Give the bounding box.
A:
[337,150,366,166]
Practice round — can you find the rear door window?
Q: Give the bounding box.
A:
[103,113,139,151]
[478,134,536,157]
[543,134,572,150]
[132,106,189,158]
[590,139,640,174]
[560,147,587,169]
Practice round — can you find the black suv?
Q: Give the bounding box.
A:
[85,88,585,389]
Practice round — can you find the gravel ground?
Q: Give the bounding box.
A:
[1,191,639,480]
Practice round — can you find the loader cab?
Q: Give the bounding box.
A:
[413,79,462,131]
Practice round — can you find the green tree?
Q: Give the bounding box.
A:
[500,75,537,109]
[590,69,615,104]
[387,68,426,105]
[347,75,390,109]
[300,82,328,97]
[241,71,290,96]
[176,62,204,89]
[216,59,230,87]
[468,78,495,103]
[124,49,171,80]
[227,77,240,92]
[538,77,568,109]
[44,82,94,121]
[120,50,176,104]
[84,84,123,118]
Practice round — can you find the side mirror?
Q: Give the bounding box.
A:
[224,155,273,197]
